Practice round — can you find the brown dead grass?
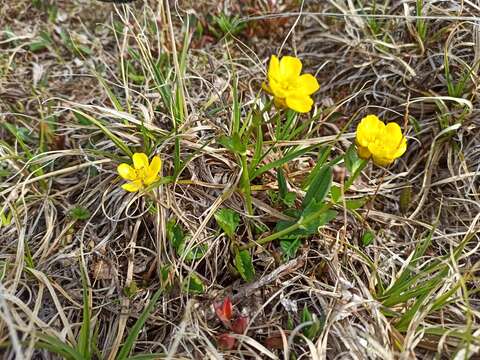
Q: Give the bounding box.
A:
[1,0,479,359]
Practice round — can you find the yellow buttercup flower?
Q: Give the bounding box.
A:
[117,153,161,192]
[263,55,319,113]
[355,115,407,167]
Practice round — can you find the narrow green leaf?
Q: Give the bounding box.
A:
[251,145,314,180]
[116,289,162,360]
[235,250,255,282]
[302,166,332,209]
[277,168,288,199]
[34,334,84,360]
[77,264,91,359]
[72,110,132,157]
[345,144,361,174]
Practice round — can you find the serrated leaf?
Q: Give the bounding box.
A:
[214,208,240,238]
[235,250,255,282]
[302,165,332,209]
[280,238,301,259]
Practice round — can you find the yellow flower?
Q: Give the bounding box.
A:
[263,55,320,113]
[355,115,407,167]
[117,153,161,192]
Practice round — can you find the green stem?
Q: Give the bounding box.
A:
[240,153,253,215]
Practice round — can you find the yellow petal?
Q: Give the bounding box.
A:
[144,156,161,185]
[394,136,407,158]
[132,153,149,169]
[371,154,394,167]
[122,180,142,192]
[269,79,287,98]
[117,163,136,181]
[356,115,384,147]
[285,95,313,113]
[291,74,320,95]
[279,56,302,80]
[384,123,404,144]
[267,55,280,83]
[356,145,372,160]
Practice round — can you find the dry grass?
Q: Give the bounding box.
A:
[1,0,479,359]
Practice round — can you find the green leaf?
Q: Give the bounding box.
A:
[72,110,132,157]
[277,168,288,199]
[182,273,205,294]
[69,206,90,221]
[218,134,246,155]
[166,219,186,252]
[235,250,255,282]
[183,243,208,261]
[361,230,375,247]
[345,144,362,174]
[34,334,84,360]
[345,197,368,211]
[116,289,163,360]
[214,208,240,238]
[251,145,314,180]
[302,166,332,209]
[300,201,337,232]
[330,185,342,203]
[159,264,173,290]
[301,305,323,340]
[282,192,296,207]
[77,265,91,359]
[277,168,296,206]
[74,112,92,125]
[280,238,301,260]
[123,281,138,299]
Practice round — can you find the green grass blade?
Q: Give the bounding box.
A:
[76,261,91,359]
[72,109,133,157]
[116,289,163,360]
